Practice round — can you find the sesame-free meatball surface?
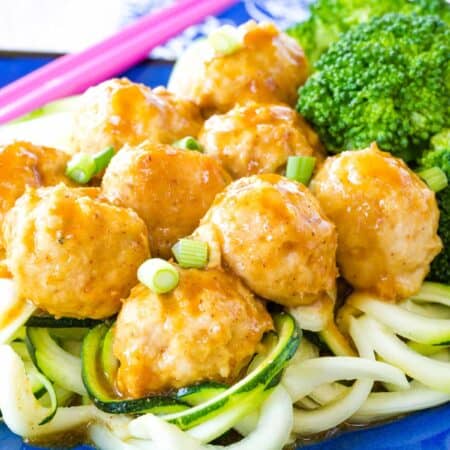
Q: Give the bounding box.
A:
[114,267,273,397]
[199,102,324,179]
[310,144,442,299]
[70,78,203,155]
[102,142,230,258]
[193,174,338,307]
[168,21,308,114]
[3,184,149,318]
[0,141,71,227]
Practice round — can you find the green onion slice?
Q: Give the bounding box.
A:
[208,26,243,55]
[137,258,179,294]
[66,147,115,184]
[172,239,208,269]
[65,153,96,184]
[173,136,204,152]
[93,147,115,174]
[286,156,316,185]
[417,167,448,193]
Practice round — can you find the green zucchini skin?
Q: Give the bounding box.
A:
[82,324,189,415]
[100,325,119,385]
[26,316,106,329]
[26,327,86,395]
[176,382,228,405]
[82,313,300,422]
[162,312,301,430]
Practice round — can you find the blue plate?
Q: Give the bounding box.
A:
[1,402,450,450]
[0,1,449,448]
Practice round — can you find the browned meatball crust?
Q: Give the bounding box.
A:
[114,267,273,397]
[3,184,150,318]
[310,144,442,299]
[168,21,308,114]
[102,142,230,258]
[193,174,338,307]
[199,102,324,179]
[0,141,72,254]
[71,78,203,155]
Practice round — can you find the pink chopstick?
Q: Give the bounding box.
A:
[0,0,238,124]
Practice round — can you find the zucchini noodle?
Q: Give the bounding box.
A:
[27,327,86,395]
[0,345,127,438]
[348,292,450,345]
[410,283,450,307]
[351,381,450,423]
[0,279,36,344]
[283,356,408,402]
[0,283,449,448]
[292,317,377,434]
[362,316,450,393]
[400,299,450,319]
[308,383,347,406]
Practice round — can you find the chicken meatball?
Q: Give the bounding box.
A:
[310,144,442,299]
[3,184,149,318]
[114,267,273,397]
[199,102,324,179]
[102,142,230,258]
[0,141,70,221]
[193,174,338,307]
[168,21,308,114]
[70,78,203,155]
[0,141,71,251]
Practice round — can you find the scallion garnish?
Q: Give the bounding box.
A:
[66,147,115,184]
[208,26,243,56]
[172,239,208,269]
[93,147,115,174]
[137,258,179,294]
[286,156,316,185]
[65,153,96,184]
[173,136,204,152]
[417,167,448,193]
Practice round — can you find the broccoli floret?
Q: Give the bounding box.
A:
[297,14,450,161]
[420,130,450,283]
[430,128,450,152]
[286,0,450,68]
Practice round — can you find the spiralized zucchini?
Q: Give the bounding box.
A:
[0,345,125,438]
[351,381,450,423]
[283,355,408,402]
[362,316,450,393]
[292,317,375,435]
[90,386,293,450]
[0,279,36,344]
[348,292,450,345]
[0,283,449,448]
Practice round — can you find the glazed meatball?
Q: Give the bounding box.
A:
[199,102,324,179]
[0,141,70,221]
[193,174,338,307]
[3,184,149,318]
[0,141,71,251]
[102,142,230,258]
[310,144,442,300]
[70,78,203,155]
[168,21,308,114]
[114,267,273,397]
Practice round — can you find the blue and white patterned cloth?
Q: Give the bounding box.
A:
[128,0,312,60]
[0,0,311,57]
